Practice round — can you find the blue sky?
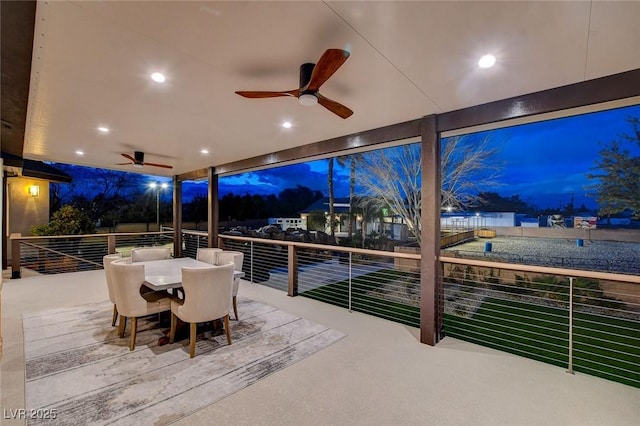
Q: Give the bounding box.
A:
[180,103,640,211]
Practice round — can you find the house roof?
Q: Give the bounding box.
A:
[300,197,351,214]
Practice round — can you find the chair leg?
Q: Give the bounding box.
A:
[118,316,127,338]
[232,296,238,321]
[189,322,197,358]
[224,314,232,346]
[169,313,177,344]
[112,304,118,327]
[129,317,138,351]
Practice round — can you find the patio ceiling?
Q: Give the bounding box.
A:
[4,1,640,177]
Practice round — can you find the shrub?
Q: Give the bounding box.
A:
[31,205,96,236]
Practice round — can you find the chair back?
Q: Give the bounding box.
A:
[177,264,234,323]
[110,261,155,317]
[216,251,244,272]
[196,247,222,264]
[131,247,171,262]
[103,254,122,304]
[216,251,244,297]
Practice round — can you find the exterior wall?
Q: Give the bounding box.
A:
[7,177,50,262]
[493,226,640,242]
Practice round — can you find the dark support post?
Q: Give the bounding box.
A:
[208,167,218,248]
[420,115,442,345]
[11,234,21,279]
[287,245,298,297]
[172,176,183,258]
[107,235,116,254]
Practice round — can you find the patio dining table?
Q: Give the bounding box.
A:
[139,257,244,291]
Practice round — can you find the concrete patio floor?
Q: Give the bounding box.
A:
[1,268,638,425]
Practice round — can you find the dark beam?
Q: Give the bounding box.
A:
[175,168,208,183]
[208,168,218,248]
[437,68,640,133]
[420,115,442,346]
[172,176,182,258]
[214,118,423,175]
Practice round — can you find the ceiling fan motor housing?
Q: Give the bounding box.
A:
[298,63,318,105]
[134,151,145,163]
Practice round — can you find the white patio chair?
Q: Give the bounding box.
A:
[216,251,245,320]
[169,264,234,358]
[103,254,122,326]
[110,261,173,350]
[196,247,222,264]
[131,247,171,262]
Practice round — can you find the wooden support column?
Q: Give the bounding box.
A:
[172,176,183,258]
[420,115,443,345]
[10,234,21,279]
[287,245,298,297]
[107,235,116,254]
[208,167,219,248]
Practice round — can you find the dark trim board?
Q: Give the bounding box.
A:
[437,68,640,133]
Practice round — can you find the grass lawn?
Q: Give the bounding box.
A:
[300,267,639,388]
[300,269,420,327]
[445,297,640,388]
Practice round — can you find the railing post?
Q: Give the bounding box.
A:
[250,241,254,283]
[10,234,21,279]
[107,235,116,254]
[287,245,298,297]
[218,236,225,249]
[567,276,575,375]
[348,252,352,312]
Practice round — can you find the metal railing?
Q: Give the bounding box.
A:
[10,231,173,278]
[9,229,639,388]
[441,256,640,388]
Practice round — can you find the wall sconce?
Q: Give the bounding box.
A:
[28,185,40,197]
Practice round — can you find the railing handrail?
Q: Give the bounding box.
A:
[218,233,422,260]
[20,240,102,267]
[10,231,173,241]
[440,254,640,285]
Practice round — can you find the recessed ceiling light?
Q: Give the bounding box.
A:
[151,72,166,83]
[201,149,209,154]
[75,150,84,156]
[97,126,110,133]
[282,121,292,129]
[478,54,496,69]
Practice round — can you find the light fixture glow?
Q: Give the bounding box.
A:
[161,182,169,189]
[75,150,84,156]
[298,93,318,106]
[151,72,166,83]
[97,126,110,133]
[201,149,209,154]
[282,121,292,129]
[478,54,496,68]
[28,185,40,197]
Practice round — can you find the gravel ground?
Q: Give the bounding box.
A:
[444,236,640,274]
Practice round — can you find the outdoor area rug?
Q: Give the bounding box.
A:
[23,298,345,425]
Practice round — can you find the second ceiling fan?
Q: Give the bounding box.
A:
[235,49,353,119]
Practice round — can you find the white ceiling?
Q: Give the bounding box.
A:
[23,1,640,177]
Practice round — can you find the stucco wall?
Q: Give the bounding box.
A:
[8,177,50,237]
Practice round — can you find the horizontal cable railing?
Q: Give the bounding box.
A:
[219,234,421,326]
[441,256,640,388]
[10,231,173,277]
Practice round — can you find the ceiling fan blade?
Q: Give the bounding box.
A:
[235,89,299,98]
[121,153,136,162]
[306,49,350,92]
[143,162,173,169]
[317,94,353,119]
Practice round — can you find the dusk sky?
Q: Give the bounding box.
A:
[57,103,640,213]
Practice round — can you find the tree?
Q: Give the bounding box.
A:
[357,135,500,245]
[31,205,95,236]
[587,117,640,218]
[337,153,362,239]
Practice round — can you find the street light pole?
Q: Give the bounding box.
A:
[149,182,168,231]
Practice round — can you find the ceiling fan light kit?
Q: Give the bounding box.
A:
[298,93,318,106]
[235,49,353,119]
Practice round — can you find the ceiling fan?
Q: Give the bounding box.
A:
[235,49,353,119]
[117,151,173,169]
